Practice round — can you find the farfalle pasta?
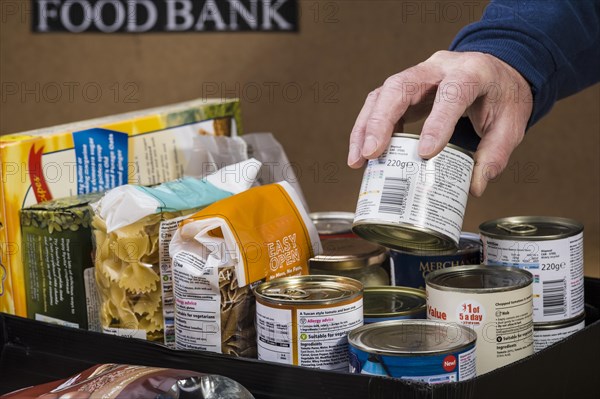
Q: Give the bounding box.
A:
[91,160,260,343]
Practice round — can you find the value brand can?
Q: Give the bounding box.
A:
[254,275,363,371]
[353,133,474,252]
[533,312,585,353]
[348,320,477,383]
[389,232,481,289]
[480,216,584,324]
[425,265,533,375]
[363,286,426,323]
[309,212,356,238]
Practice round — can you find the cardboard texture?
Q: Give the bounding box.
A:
[0,277,598,399]
[1,1,598,279]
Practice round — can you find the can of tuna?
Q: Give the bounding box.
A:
[348,320,477,383]
[363,286,426,323]
[352,133,474,252]
[309,237,389,287]
[254,275,363,371]
[425,265,533,375]
[533,312,585,353]
[389,232,481,289]
[480,216,584,324]
[309,212,355,238]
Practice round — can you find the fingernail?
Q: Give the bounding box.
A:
[348,145,361,166]
[362,136,378,157]
[419,135,437,157]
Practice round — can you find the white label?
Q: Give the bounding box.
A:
[256,301,293,364]
[103,327,147,340]
[482,232,584,323]
[533,320,585,352]
[426,286,533,375]
[172,250,221,353]
[297,299,363,371]
[354,137,473,245]
[458,346,477,380]
[159,216,188,348]
[35,313,79,329]
[84,267,102,332]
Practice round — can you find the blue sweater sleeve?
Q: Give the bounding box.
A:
[450,0,600,127]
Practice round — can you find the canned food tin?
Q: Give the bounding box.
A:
[480,216,584,324]
[353,133,474,252]
[426,265,533,375]
[254,275,363,371]
[533,312,585,353]
[363,286,426,323]
[309,237,389,286]
[309,212,356,238]
[348,320,477,383]
[390,232,481,289]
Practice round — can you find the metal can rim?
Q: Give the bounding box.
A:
[534,312,586,330]
[425,265,533,293]
[309,211,355,235]
[392,133,474,159]
[363,286,427,318]
[309,238,388,271]
[389,231,480,256]
[348,319,477,356]
[253,275,363,306]
[479,216,583,241]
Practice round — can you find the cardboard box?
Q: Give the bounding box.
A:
[1,278,598,398]
[0,98,242,316]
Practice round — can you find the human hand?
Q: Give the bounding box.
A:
[347,50,533,197]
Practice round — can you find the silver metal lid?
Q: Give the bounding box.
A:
[534,312,585,330]
[309,212,355,235]
[364,286,426,318]
[309,237,387,271]
[479,216,583,241]
[348,319,476,356]
[426,265,533,293]
[389,232,480,255]
[254,275,363,306]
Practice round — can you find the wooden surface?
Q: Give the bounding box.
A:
[1,1,598,276]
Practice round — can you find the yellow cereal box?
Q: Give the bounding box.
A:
[0,98,243,316]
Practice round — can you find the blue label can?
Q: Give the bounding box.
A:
[390,232,481,289]
[348,320,477,383]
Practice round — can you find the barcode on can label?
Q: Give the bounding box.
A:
[378,178,410,215]
[542,279,566,316]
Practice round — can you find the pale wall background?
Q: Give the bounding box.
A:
[1,1,598,276]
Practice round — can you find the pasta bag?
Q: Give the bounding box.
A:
[91,159,261,343]
[169,182,321,357]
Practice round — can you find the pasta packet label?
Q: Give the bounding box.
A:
[92,160,261,343]
[169,182,321,356]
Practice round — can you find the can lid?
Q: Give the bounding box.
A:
[390,232,480,256]
[254,275,363,305]
[309,212,355,235]
[479,216,583,241]
[364,286,426,318]
[309,237,387,271]
[534,312,586,330]
[348,319,476,356]
[426,265,533,293]
[353,221,458,252]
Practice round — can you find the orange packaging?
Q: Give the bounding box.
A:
[169,182,321,357]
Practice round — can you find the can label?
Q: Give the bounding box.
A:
[533,319,585,352]
[482,232,584,323]
[354,137,473,245]
[256,299,363,371]
[349,343,476,382]
[426,286,533,375]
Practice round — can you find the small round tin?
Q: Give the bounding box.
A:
[533,312,585,352]
[426,265,534,375]
[254,275,363,371]
[309,237,389,286]
[353,133,474,252]
[348,320,477,383]
[309,212,355,238]
[363,286,426,323]
[480,216,585,324]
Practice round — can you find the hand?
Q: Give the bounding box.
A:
[347,50,533,197]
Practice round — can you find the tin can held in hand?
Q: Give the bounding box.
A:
[426,265,533,375]
[254,275,363,371]
[353,133,474,252]
[389,232,481,289]
[480,216,584,324]
[363,286,426,323]
[348,320,477,383]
